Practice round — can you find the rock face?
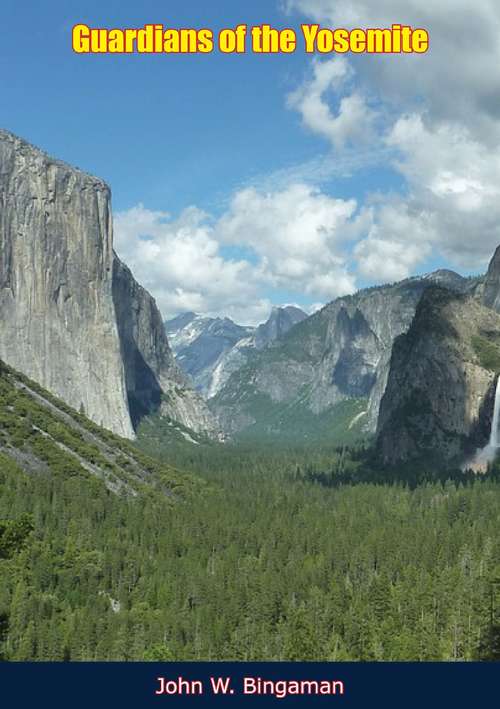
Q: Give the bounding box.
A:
[376,287,500,467]
[212,271,476,437]
[0,129,216,439]
[166,306,307,399]
[113,258,217,436]
[254,306,307,349]
[482,245,500,312]
[0,128,134,438]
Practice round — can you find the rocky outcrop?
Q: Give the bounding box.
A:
[482,245,500,312]
[0,129,134,438]
[211,272,476,437]
[0,129,217,439]
[254,306,307,349]
[376,287,500,467]
[113,257,217,435]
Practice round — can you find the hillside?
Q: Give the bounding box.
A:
[0,358,202,499]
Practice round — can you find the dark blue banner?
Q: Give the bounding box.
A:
[0,662,497,708]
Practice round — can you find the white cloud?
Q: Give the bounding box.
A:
[388,114,500,202]
[286,0,500,143]
[287,57,378,149]
[218,184,358,297]
[352,115,500,279]
[245,144,391,192]
[284,1,500,276]
[354,200,434,281]
[116,2,500,320]
[114,185,360,324]
[114,204,270,325]
[387,114,500,267]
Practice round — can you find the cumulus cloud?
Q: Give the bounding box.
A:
[116,2,500,319]
[386,114,500,266]
[287,57,378,149]
[114,204,271,325]
[217,184,358,297]
[354,200,434,281]
[353,115,500,280]
[284,0,500,277]
[286,0,500,143]
[114,185,360,324]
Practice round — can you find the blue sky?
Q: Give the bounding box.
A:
[2,0,320,212]
[2,1,500,323]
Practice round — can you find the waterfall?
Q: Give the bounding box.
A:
[467,376,500,470]
[489,376,500,449]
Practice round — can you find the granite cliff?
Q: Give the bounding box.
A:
[113,258,217,436]
[482,244,500,312]
[376,287,500,468]
[254,305,307,349]
[0,129,134,437]
[0,129,216,439]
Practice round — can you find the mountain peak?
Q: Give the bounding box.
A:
[255,305,307,349]
[165,311,198,332]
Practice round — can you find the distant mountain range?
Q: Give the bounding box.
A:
[166,265,500,464]
[208,270,482,449]
[166,306,307,398]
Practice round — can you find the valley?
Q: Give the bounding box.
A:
[0,129,499,663]
[1,370,499,660]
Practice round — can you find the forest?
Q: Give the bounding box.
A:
[1,418,499,661]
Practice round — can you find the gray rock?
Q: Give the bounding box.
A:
[113,256,217,436]
[254,305,307,349]
[482,245,500,311]
[0,128,217,439]
[0,128,133,438]
[376,287,500,467]
[166,313,253,397]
